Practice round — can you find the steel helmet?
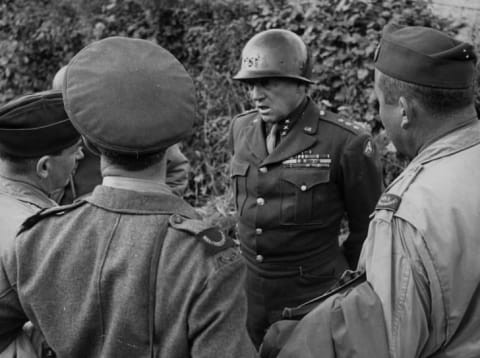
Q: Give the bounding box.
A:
[233,29,314,84]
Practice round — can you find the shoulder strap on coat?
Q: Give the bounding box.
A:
[168,214,235,254]
[19,200,87,234]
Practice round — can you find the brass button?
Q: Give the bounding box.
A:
[259,167,268,174]
[256,254,264,263]
[255,228,263,235]
[256,197,265,206]
[172,215,183,224]
[300,185,307,191]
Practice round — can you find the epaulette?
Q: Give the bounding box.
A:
[375,193,401,212]
[19,200,87,234]
[233,109,258,125]
[168,214,235,255]
[234,108,257,120]
[319,109,367,136]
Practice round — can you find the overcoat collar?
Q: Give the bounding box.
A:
[86,185,198,219]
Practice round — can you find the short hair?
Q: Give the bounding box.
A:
[377,71,475,115]
[0,147,65,175]
[100,148,166,172]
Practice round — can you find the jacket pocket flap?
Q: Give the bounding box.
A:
[281,169,330,189]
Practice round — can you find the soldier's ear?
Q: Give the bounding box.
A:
[398,96,413,129]
[35,155,51,179]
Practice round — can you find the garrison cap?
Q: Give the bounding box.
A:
[374,24,477,89]
[63,37,195,155]
[0,90,80,158]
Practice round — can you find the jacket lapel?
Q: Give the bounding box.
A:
[243,113,268,163]
[261,101,319,166]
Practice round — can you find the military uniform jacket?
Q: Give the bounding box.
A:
[358,120,480,357]
[229,99,382,271]
[0,185,257,358]
[261,120,480,358]
[0,176,56,358]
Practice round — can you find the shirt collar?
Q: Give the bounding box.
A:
[264,96,309,137]
[412,119,480,166]
[102,175,173,195]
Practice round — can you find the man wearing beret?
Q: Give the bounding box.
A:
[261,24,480,358]
[229,29,383,347]
[0,37,257,358]
[0,90,83,358]
[51,65,191,204]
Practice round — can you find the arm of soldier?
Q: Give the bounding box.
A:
[165,144,190,196]
[0,243,29,353]
[360,216,444,357]
[188,247,258,358]
[340,134,382,268]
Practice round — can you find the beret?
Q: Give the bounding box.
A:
[63,37,196,155]
[0,90,80,158]
[374,24,477,89]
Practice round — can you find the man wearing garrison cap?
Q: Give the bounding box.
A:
[260,25,480,358]
[0,37,257,358]
[0,90,83,357]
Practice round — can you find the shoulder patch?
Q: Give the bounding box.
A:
[363,138,374,157]
[169,214,236,254]
[19,200,87,234]
[375,193,401,212]
[319,110,367,136]
[197,227,235,255]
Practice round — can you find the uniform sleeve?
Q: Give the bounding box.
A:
[340,133,382,268]
[0,241,29,354]
[165,144,190,196]
[188,249,258,358]
[360,215,444,358]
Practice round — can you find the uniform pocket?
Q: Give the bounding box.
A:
[230,158,249,216]
[280,168,331,225]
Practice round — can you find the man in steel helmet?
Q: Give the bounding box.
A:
[229,28,382,347]
[0,38,257,358]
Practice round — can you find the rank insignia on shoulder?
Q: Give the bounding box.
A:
[375,193,401,212]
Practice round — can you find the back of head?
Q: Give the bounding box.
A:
[52,65,68,91]
[374,24,477,113]
[62,37,196,157]
[233,29,314,84]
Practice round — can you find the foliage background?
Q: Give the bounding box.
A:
[0,0,463,222]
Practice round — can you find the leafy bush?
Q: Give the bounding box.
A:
[0,0,460,215]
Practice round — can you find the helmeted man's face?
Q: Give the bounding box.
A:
[246,78,306,123]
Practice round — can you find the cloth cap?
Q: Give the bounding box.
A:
[374,24,477,89]
[63,37,196,155]
[0,90,80,158]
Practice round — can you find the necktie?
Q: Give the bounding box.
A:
[266,123,278,154]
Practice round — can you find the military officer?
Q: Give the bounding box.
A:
[229,29,383,347]
[51,65,191,204]
[0,90,83,357]
[262,25,480,358]
[0,37,257,358]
